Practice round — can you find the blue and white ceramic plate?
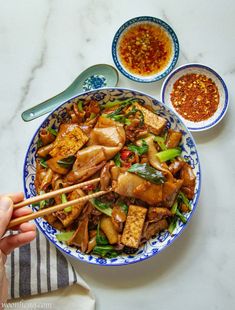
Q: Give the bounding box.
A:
[161,63,229,131]
[23,88,201,266]
[112,16,179,83]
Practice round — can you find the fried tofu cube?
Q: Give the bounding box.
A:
[132,102,167,135]
[56,189,86,227]
[50,124,88,158]
[121,205,147,248]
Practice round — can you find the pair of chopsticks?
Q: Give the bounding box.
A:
[7,178,109,229]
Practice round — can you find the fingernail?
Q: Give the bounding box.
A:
[0,197,12,211]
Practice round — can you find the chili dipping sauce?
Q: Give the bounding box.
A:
[118,23,173,76]
[170,73,220,122]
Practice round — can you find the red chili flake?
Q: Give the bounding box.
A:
[120,150,132,161]
[118,23,173,76]
[170,73,220,122]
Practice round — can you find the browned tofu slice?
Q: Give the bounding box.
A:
[50,124,88,158]
[56,189,86,227]
[121,205,147,248]
[131,102,166,135]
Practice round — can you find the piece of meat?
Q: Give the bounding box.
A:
[37,143,54,158]
[162,179,183,208]
[113,172,163,205]
[168,159,185,175]
[148,207,172,221]
[121,205,147,248]
[180,163,196,199]
[166,129,182,148]
[50,124,88,158]
[39,129,56,146]
[142,219,169,240]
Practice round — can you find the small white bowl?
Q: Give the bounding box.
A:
[112,16,179,83]
[161,63,229,131]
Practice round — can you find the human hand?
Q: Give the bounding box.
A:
[0,192,36,304]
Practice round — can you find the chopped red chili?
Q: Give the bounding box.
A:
[170,73,220,122]
[118,23,173,76]
[120,150,132,161]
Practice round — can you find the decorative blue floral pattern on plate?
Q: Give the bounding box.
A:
[23,88,201,266]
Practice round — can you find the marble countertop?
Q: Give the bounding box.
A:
[0,0,234,309]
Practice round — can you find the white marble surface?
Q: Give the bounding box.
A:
[0,0,235,309]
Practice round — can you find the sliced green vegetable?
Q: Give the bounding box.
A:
[125,105,144,126]
[56,231,75,242]
[61,193,72,213]
[128,163,165,184]
[39,158,48,168]
[90,198,112,216]
[168,217,177,234]
[114,153,121,167]
[156,148,182,162]
[178,191,192,211]
[37,138,43,149]
[171,200,178,215]
[118,202,129,214]
[102,98,136,110]
[57,156,76,168]
[176,209,187,224]
[96,224,109,245]
[47,127,57,136]
[77,101,83,112]
[92,245,119,258]
[128,140,148,155]
[90,112,96,119]
[154,136,167,151]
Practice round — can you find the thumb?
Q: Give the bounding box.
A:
[0,196,13,238]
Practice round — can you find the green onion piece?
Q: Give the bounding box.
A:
[168,217,177,234]
[77,101,83,112]
[178,191,192,211]
[118,202,129,214]
[171,200,178,215]
[57,156,76,168]
[114,153,121,167]
[92,245,119,258]
[128,140,149,155]
[39,158,48,168]
[61,193,72,213]
[90,198,112,216]
[37,138,43,149]
[176,209,187,224]
[90,112,96,119]
[56,231,75,242]
[128,163,165,184]
[102,100,122,109]
[154,136,167,151]
[96,224,109,245]
[47,127,57,136]
[156,148,182,162]
[124,118,131,125]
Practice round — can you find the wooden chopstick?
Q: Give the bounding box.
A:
[7,189,109,229]
[13,178,101,210]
